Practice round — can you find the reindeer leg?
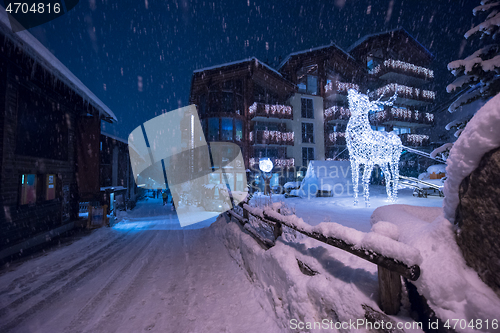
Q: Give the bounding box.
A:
[362,162,374,207]
[381,163,391,200]
[390,158,400,201]
[351,159,359,205]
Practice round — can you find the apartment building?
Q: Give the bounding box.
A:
[189,28,436,185]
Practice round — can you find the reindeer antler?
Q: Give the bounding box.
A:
[372,90,398,107]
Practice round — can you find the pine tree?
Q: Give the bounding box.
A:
[433,1,500,159]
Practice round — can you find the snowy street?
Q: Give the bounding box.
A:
[0,198,282,333]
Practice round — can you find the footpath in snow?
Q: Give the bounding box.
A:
[0,198,283,333]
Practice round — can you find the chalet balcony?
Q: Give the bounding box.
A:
[324,81,359,100]
[249,130,294,146]
[399,133,430,147]
[248,102,293,120]
[326,132,346,146]
[371,83,436,106]
[249,157,295,168]
[369,59,434,83]
[324,106,351,122]
[369,107,434,126]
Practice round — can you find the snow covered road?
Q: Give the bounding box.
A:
[0,199,283,333]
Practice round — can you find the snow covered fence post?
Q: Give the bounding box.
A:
[378,267,402,315]
[273,208,283,241]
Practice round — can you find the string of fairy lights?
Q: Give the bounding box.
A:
[324,106,351,119]
[369,59,434,79]
[249,130,294,145]
[248,102,292,117]
[373,83,436,101]
[324,81,360,94]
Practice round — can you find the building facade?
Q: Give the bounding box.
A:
[0,12,116,254]
[189,28,436,188]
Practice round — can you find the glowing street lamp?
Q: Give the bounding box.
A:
[259,158,273,195]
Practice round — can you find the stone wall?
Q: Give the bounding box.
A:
[456,146,500,296]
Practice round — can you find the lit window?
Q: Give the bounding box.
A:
[235,119,243,142]
[221,118,233,141]
[307,76,318,95]
[46,174,56,200]
[208,118,219,141]
[20,174,37,205]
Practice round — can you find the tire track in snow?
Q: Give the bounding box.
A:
[64,230,159,333]
[0,229,145,332]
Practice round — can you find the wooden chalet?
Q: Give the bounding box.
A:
[0,11,117,254]
[189,57,296,170]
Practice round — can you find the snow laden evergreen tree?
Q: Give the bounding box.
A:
[433,0,500,160]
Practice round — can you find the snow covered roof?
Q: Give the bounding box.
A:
[347,27,433,58]
[102,132,128,145]
[193,57,282,77]
[0,9,117,122]
[277,43,354,70]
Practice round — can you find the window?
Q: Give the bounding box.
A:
[235,119,243,142]
[393,126,411,134]
[20,174,37,205]
[371,125,386,132]
[45,174,56,200]
[302,147,314,167]
[301,98,314,118]
[221,118,233,141]
[208,118,219,141]
[307,75,318,95]
[302,123,314,143]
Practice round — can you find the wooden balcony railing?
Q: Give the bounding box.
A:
[399,133,430,147]
[369,59,434,80]
[372,83,435,103]
[324,81,359,97]
[249,130,294,146]
[324,106,351,122]
[326,132,346,146]
[248,102,293,120]
[369,107,434,126]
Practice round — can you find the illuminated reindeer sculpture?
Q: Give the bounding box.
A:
[346,89,401,206]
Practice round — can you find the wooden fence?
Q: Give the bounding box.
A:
[226,200,421,315]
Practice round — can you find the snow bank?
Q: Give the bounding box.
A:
[372,204,500,333]
[212,215,420,332]
[443,93,500,223]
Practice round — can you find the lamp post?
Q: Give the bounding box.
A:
[259,158,273,196]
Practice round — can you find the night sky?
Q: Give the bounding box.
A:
[19,0,478,140]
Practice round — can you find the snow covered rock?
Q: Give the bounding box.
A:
[371,221,400,241]
[372,204,500,331]
[443,92,500,297]
[444,92,500,223]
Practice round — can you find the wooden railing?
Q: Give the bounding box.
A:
[226,200,422,315]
